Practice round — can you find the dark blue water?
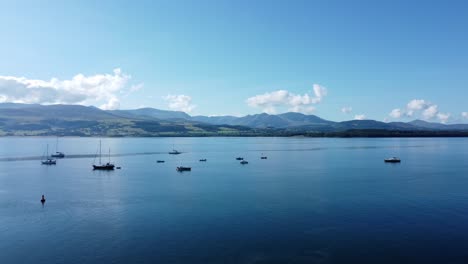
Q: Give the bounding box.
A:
[1,137,468,263]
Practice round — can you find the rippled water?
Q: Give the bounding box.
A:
[1,137,468,263]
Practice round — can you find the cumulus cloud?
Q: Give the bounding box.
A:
[246,84,327,114]
[0,68,131,110]
[354,114,366,120]
[164,94,196,113]
[437,113,450,124]
[407,99,427,111]
[341,107,352,114]
[422,105,438,119]
[389,99,451,123]
[389,108,403,118]
[312,84,327,103]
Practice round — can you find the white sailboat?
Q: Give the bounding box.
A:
[41,144,57,165]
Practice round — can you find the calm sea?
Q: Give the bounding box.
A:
[1,137,468,263]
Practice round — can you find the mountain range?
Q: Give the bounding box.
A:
[0,103,467,136]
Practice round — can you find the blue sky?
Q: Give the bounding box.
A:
[0,0,467,123]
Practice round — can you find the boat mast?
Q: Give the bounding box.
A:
[99,140,102,165]
[108,148,111,163]
[46,144,49,159]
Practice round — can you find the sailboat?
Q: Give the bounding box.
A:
[168,144,181,155]
[51,137,65,158]
[93,140,115,170]
[41,144,57,165]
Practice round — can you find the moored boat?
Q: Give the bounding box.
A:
[51,152,65,158]
[93,162,115,170]
[176,166,191,171]
[93,140,115,170]
[240,160,248,165]
[42,159,57,165]
[41,144,56,165]
[236,157,244,160]
[51,137,65,158]
[169,149,181,155]
[384,157,401,163]
[157,160,165,163]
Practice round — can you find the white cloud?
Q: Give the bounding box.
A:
[129,83,144,93]
[163,94,196,113]
[389,99,451,123]
[0,68,130,110]
[407,99,428,111]
[422,104,438,119]
[462,112,468,119]
[246,84,327,114]
[312,84,327,103]
[354,114,366,120]
[389,108,403,118]
[341,107,352,114]
[100,97,120,110]
[437,113,450,123]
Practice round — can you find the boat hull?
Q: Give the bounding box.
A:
[51,153,65,158]
[384,160,401,163]
[93,164,115,170]
[176,167,191,172]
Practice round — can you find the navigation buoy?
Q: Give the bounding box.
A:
[41,195,46,203]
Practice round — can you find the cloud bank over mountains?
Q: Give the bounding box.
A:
[0,69,131,110]
[0,70,465,124]
[389,99,452,123]
[246,84,328,114]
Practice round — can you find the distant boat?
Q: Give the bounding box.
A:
[169,144,181,154]
[240,160,248,165]
[176,166,191,172]
[41,144,56,165]
[236,157,244,160]
[93,140,115,170]
[199,159,207,162]
[157,160,165,163]
[51,152,65,158]
[51,137,65,158]
[261,153,267,159]
[384,157,401,163]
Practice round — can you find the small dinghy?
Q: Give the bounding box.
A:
[157,160,165,163]
[236,157,244,160]
[240,160,248,165]
[199,159,207,162]
[40,195,46,203]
